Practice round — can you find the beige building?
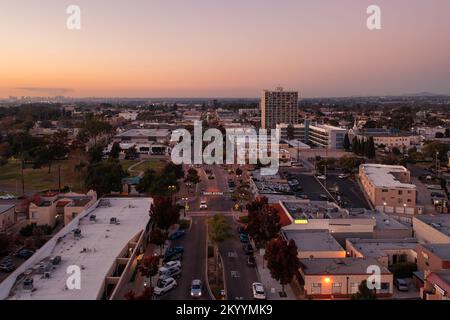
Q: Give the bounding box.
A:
[28,190,97,227]
[0,204,16,232]
[421,269,450,300]
[282,229,346,259]
[350,128,415,151]
[416,243,450,272]
[260,87,299,129]
[346,238,418,268]
[299,258,393,299]
[359,164,417,215]
[413,215,450,244]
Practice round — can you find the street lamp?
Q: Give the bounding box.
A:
[383,202,387,213]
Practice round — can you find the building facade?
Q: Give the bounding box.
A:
[359,164,417,215]
[260,88,299,129]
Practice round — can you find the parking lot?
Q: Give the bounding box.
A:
[285,172,371,209]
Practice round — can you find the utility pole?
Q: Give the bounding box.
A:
[58,163,61,192]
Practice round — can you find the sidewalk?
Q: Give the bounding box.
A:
[253,251,297,300]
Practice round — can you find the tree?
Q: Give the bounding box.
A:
[125,287,154,300]
[366,137,375,159]
[109,142,121,159]
[162,162,184,179]
[207,214,233,284]
[150,196,180,230]
[351,280,377,300]
[235,168,243,176]
[445,128,450,138]
[351,137,359,155]
[138,255,160,284]
[84,161,125,196]
[149,228,168,254]
[343,133,350,151]
[391,147,401,156]
[125,146,138,160]
[422,142,450,162]
[185,168,200,186]
[435,132,444,139]
[264,237,300,296]
[137,169,179,196]
[246,197,281,248]
[88,145,104,163]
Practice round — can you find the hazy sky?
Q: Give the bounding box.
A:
[1,0,450,98]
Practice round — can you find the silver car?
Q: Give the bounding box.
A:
[190,279,202,298]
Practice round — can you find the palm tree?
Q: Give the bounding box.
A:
[207,214,233,285]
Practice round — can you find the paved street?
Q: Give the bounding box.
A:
[219,216,259,300]
[159,216,211,300]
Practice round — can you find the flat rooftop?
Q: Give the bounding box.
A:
[0,204,15,215]
[414,215,450,237]
[116,129,171,138]
[282,229,344,252]
[421,243,450,260]
[300,258,391,275]
[346,238,418,259]
[5,197,152,300]
[360,164,416,190]
[281,200,347,220]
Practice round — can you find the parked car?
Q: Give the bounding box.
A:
[243,243,254,255]
[15,249,34,259]
[319,194,329,201]
[0,262,15,273]
[239,233,249,243]
[169,230,186,240]
[0,194,16,200]
[247,255,256,267]
[163,252,183,263]
[199,200,208,210]
[252,282,266,300]
[237,226,247,234]
[159,265,181,279]
[163,260,182,269]
[154,276,177,296]
[395,278,409,292]
[166,246,184,256]
[316,175,326,180]
[190,279,202,298]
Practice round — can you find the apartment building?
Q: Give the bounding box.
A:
[28,190,97,227]
[299,258,393,298]
[260,87,299,129]
[416,243,450,272]
[359,164,417,215]
[422,269,450,300]
[0,204,15,232]
[413,215,450,244]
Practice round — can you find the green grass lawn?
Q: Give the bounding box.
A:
[120,160,140,172]
[0,159,84,193]
[128,159,166,175]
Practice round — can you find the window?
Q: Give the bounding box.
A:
[398,190,403,195]
[332,283,342,294]
[380,282,390,293]
[382,189,388,193]
[31,212,37,219]
[311,283,321,295]
[349,282,359,294]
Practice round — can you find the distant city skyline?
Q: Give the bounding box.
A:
[1,0,450,98]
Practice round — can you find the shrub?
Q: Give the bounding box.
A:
[390,262,417,278]
[178,219,191,230]
[238,216,249,224]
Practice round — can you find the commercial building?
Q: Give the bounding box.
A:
[1,197,152,300]
[277,122,347,149]
[416,243,450,272]
[299,258,393,298]
[349,128,415,151]
[282,229,346,259]
[0,204,16,232]
[260,88,299,129]
[113,129,171,144]
[28,191,97,227]
[359,164,417,215]
[346,238,418,268]
[278,200,411,244]
[413,215,450,244]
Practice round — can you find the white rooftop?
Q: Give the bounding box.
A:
[3,197,152,300]
[116,129,170,138]
[346,238,418,259]
[360,164,416,190]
